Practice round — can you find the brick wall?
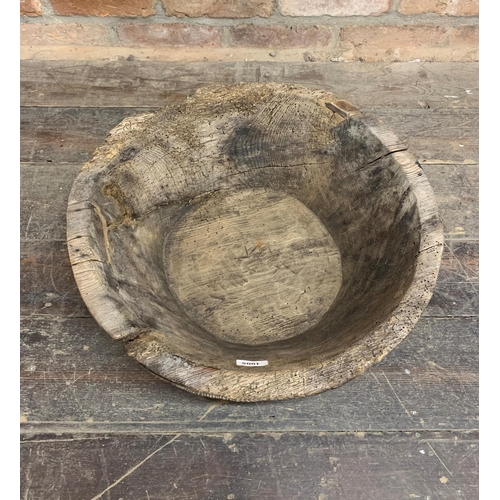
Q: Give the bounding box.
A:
[20,0,478,62]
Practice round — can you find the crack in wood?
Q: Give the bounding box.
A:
[91,204,111,264]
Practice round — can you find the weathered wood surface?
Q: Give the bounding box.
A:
[20,160,478,320]
[21,162,479,241]
[20,431,479,500]
[440,240,479,282]
[20,60,478,497]
[21,60,478,110]
[20,164,78,241]
[21,315,478,432]
[20,240,88,318]
[20,106,479,164]
[167,189,343,345]
[20,239,478,320]
[64,83,444,401]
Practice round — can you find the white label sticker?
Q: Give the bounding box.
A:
[236,359,268,367]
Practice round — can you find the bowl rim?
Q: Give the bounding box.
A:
[67,84,443,402]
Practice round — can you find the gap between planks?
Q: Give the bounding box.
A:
[20,426,479,438]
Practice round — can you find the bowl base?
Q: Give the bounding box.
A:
[165,187,343,345]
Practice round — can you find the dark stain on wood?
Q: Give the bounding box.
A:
[20,106,479,164]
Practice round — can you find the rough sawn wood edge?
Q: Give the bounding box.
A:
[66,85,443,402]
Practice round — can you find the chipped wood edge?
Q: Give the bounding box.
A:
[67,112,155,341]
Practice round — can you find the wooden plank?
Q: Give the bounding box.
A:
[426,242,479,320]
[19,61,479,495]
[440,240,479,283]
[427,283,478,317]
[20,107,478,164]
[409,137,478,165]
[20,60,478,110]
[20,164,77,241]
[374,108,478,139]
[20,316,478,432]
[426,233,479,321]
[20,162,478,319]
[20,107,149,164]
[20,239,478,319]
[422,164,479,240]
[20,240,89,318]
[20,162,479,241]
[20,430,479,500]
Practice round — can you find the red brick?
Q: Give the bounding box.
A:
[398,0,478,16]
[448,25,478,60]
[20,0,42,16]
[229,25,332,48]
[340,25,442,62]
[50,0,155,17]
[21,24,110,46]
[163,0,273,18]
[279,0,391,16]
[339,25,478,62]
[117,24,222,47]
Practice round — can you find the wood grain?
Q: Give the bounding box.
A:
[427,282,478,317]
[20,240,89,318]
[439,240,478,282]
[20,152,478,324]
[20,158,477,319]
[21,162,478,241]
[20,106,479,164]
[19,59,479,497]
[20,315,478,431]
[20,163,78,241]
[20,239,478,320]
[167,189,343,345]
[65,83,444,401]
[21,60,478,110]
[20,431,479,500]
[423,164,478,239]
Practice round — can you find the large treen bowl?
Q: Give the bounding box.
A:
[67,83,442,401]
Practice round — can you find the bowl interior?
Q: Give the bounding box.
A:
[68,84,425,375]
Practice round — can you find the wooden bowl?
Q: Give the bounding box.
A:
[67,83,443,401]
